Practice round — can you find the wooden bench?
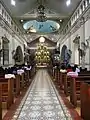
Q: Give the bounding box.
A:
[54,69,58,82]
[62,71,90,96]
[69,76,90,107]
[53,68,55,79]
[24,71,29,87]
[61,71,90,106]
[20,73,25,90]
[59,72,69,91]
[0,84,2,120]
[55,69,60,85]
[27,70,31,82]
[62,73,70,96]
[79,71,90,76]
[0,78,14,109]
[48,66,53,77]
[24,70,31,86]
[30,66,36,78]
[80,82,90,120]
[59,72,64,89]
[14,75,20,96]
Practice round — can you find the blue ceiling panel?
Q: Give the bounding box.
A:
[23,20,60,33]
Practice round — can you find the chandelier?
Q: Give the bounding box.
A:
[37,5,47,22]
[39,36,45,43]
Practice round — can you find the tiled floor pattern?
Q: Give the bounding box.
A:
[12,70,73,120]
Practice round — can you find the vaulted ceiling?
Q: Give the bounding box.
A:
[1,0,82,42]
[1,0,81,17]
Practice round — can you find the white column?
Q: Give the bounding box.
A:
[83,3,85,11]
[69,32,71,50]
[80,17,85,68]
[88,37,90,70]
[11,34,15,66]
[0,37,3,65]
[85,0,88,7]
[79,7,82,15]
[89,0,90,4]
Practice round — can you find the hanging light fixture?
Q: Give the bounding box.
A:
[39,36,45,43]
[37,5,47,22]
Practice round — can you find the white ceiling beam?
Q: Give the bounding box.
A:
[29,47,55,49]
[15,14,68,20]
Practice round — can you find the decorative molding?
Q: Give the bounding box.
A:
[0,16,26,44]
[0,2,27,43]
[59,5,90,43]
[29,47,55,50]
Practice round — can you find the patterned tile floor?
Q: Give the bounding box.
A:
[12,69,73,120]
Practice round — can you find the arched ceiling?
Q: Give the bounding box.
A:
[1,0,82,42]
[1,0,81,17]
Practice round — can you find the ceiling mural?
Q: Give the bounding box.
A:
[23,20,60,33]
[1,0,82,42]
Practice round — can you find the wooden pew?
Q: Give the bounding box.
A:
[24,70,29,87]
[14,75,20,96]
[59,72,64,89]
[27,70,31,83]
[57,70,60,85]
[69,76,90,107]
[48,66,53,77]
[54,68,58,82]
[62,73,70,96]
[80,82,90,120]
[0,78,14,109]
[12,70,31,97]
[79,71,90,76]
[62,71,90,97]
[24,70,31,86]
[59,72,69,91]
[30,66,36,78]
[20,73,25,90]
[53,67,55,79]
[0,84,2,120]
[55,69,60,84]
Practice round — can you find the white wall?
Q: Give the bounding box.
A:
[0,26,25,67]
[59,17,90,69]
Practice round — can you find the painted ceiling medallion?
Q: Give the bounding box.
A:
[23,20,60,33]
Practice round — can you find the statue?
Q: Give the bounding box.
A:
[67,49,72,63]
[12,46,23,65]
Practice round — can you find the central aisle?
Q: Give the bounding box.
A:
[13,69,72,120]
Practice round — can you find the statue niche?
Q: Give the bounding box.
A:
[78,40,89,58]
[12,46,23,65]
[61,45,72,64]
